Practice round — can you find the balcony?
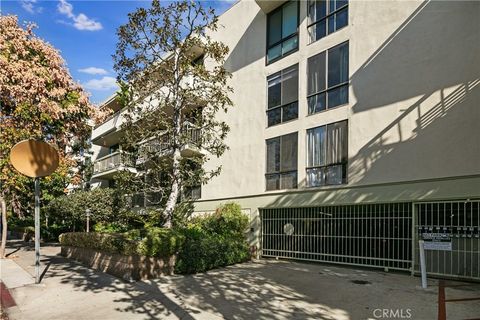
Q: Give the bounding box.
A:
[131,191,163,208]
[130,186,201,210]
[91,109,126,146]
[92,151,136,180]
[136,122,203,165]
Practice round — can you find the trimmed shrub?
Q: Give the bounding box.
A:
[137,227,184,257]
[59,232,139,256]
[59,202,251,275]
[175,203,250,274]
[59,228,183,258]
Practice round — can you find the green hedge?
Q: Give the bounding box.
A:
[175,202,250,274]
[59,228,183,258]
[175,228,250,274]
[59,232,139,256]
[59,202,251,274]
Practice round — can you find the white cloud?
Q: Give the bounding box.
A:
[78,67,108,75]
[57,0,102,31]
[21,0,43,14]
[83,76,118,91]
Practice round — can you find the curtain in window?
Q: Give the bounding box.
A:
[326,120,347,165]
[307,51,326,96]
[307,126,326,167]
[266,138,280,173]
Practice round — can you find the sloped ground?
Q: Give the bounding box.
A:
[3,241,479,320]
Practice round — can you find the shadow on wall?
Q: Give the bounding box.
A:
[349,0,480,185]
[224,11,266,73]
[263,0,480,209]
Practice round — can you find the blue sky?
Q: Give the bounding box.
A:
[1,0,234,105]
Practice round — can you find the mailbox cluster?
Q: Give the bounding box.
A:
[418,226,480,238]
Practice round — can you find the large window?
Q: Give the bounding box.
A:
[307,41,349,114]
[267,1,299,64]
[306,120,347,187]
[266,132,298,190]
[308,0,348,43]
[267,64,298,127]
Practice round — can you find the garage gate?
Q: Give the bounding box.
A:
[261,203,413,271]
[261,201,480,280]
[414,201,480,281]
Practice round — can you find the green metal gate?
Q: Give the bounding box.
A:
[261,203,413,271]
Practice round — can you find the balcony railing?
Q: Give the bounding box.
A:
[131,191,163,208]
[136,122,201,164]
[93,152,135,175]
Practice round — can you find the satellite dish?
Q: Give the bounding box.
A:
[10,139,59,178]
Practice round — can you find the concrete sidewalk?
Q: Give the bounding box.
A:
[3,241,480,320]
[0,259,34,289]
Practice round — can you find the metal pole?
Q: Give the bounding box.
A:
[34,177,40,284]
[419,240,427,289]
[86,209,90,233]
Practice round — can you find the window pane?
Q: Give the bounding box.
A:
[282,1,297,38]
[267,45,281,63]
[266,174,280,191]
[282,66,298,105]
[307,126,326,167]
[327,84,348,108]
[336,7,348,30]
[308,92,326,114]
[266,138,280,173]
[306,167,325,187]
[316,0,327,20]
[328,42,349,87]
[281,172,297,189]
[337,0,348,9]
[329,0,335,13]
[310,19,326,43]
[326,164,343,185]
[268,10,282,46]
[280,133,297,172]
[307,51,326,95]
[267,108,282,127]
[326,120,348,165]
[282,35,298,55]
[282,102,298,122]
[268,74,281,109]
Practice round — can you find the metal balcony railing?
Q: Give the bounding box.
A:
[131,191,163,208]
[136,122,201,163]
[93,152,135,174]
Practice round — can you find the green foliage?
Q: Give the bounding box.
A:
[193,202,248,237]
[137,227,184,257]
[94,222,129,234]
[175,203,250,274]
[59,202,250,274]
[59,232,139,256]
[45,188,129,232]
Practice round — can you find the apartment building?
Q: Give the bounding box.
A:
[90,0,480,281]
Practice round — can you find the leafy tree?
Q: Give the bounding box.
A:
[0,16,104,256]
[113,0,232,227]
[45,188,133,232]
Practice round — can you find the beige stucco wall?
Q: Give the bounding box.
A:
[196,0,480,241]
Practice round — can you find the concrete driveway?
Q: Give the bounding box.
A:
[2,242,480,320]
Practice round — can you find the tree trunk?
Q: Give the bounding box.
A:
[163,148,181,228]
[0,196,7,259]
